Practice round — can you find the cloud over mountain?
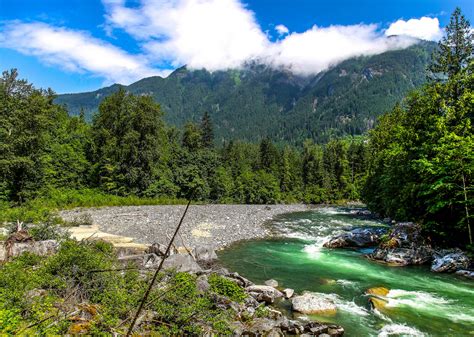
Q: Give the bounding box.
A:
[385,17,443,41]
[0,0,444,84]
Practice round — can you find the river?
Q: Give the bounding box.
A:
[218,207,474,336]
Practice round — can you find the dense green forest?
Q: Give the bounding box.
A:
[363,8,473,248]
[0,69,368,219]
[56,41,435,144]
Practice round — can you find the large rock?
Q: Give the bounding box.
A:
[368,222,433,266]
[455,269,474,279]
[366,287,389,310]
[162,254,202,273]
[264,279,279,287]
[246,285,284,304]
[0,240,58,261]
[192,244,218,262]
[431,249,470,273]
[291,292,337,315]
[370,246,433,266]
[324,227,386,248]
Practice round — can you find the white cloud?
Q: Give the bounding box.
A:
[103,0,269,70]
[0,0,440,85]
[0,21,166,84]
[385,17,443,41]
[275,24,289,36]
[266,24,414,75]
[103,0,421,75]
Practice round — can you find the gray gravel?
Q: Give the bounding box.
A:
[60,204,311,249]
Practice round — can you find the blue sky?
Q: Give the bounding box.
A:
[0,0,472,93]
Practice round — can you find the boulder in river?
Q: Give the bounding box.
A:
[366,287,389,310]
[291,292,337,315]
[283,288,294,298]
[455,269,474,279]
[368,222,433,266]
[265,279,279,287]
[324,227,386,248]
[431,249,470,273]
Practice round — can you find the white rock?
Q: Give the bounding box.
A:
[291,292,337,315]
[283,288,294,298]
[264,279,279,287]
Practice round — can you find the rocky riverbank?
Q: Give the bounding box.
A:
[1,223,345,336]
[60,204,311,249]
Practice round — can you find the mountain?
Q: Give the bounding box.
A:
[55,41,436,143]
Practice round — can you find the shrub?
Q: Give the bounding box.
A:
[208,273,246,303]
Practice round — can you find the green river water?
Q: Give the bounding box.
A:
[218,207,474,337]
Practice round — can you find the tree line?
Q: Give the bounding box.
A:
[0,71,369,206]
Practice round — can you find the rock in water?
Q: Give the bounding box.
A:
[264,279,279,287]
[368,222,433,266]
[291,292,337,315]
[455,270,474,279]
[366,287,389,310]
[324,227,386,248]
[431,249,470,273]
[283,288,294,298]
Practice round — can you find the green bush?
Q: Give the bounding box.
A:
[0,309,21,334]
[0,241,237,335]
[208,273,246,303]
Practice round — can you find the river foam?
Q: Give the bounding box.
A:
[378,324,426,337]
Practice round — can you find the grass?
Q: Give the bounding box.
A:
[0,188,187,224]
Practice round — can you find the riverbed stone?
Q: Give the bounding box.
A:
[324,227,386,248]
[227,272,254,287]
[368,222,433,265]
[246,285,284,304]
[431,249,470,273]
[193,244,218,262]
[162,254,202,273]
[283,288,294,298]
[455,269,474,279]
[366,287,389,310]
[291,292,337,315]
[265,279,279,287]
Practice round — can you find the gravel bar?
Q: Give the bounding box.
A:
[60,204,311,249]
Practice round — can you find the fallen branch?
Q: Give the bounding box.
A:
[126,198,193,336]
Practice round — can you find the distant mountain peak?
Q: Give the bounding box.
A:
[55,41,436,144]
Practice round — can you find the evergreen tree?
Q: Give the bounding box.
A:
[429,7,473,78]
[258,137,279,173]
[200,111,214,148]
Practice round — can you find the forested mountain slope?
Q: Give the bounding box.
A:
[56,41,435,143]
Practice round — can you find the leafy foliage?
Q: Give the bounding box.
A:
[363,8,473,248]
[208,274,247,303]
[0,241,238,335]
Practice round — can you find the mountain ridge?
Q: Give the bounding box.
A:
[55,40,436,143]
